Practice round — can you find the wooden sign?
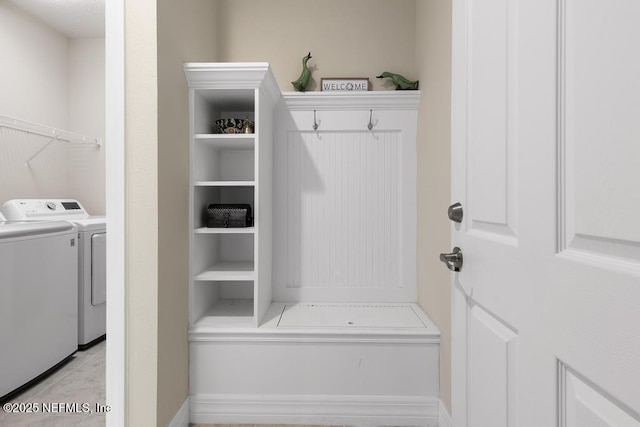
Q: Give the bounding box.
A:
[321,78,370,92]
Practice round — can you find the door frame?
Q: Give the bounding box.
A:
[105,0,126,425]
[450,0,468,420]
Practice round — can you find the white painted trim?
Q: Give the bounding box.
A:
[190,394,439,426]
[189,330,440,344]
[183,63,281,101]
[450,0,469,423]
[190,302,440,343]
[105,0,126,426]
[168,397,190,427]
[438,399,453,427]
[281,90,421,110]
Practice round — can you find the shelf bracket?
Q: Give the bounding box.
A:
[0,114,102,167]
[24,136,59,167]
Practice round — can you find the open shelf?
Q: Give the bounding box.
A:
[193,148,255,182]
[194,134,255,150]
[194,227,255,234]
[193,186,254,229]
[191,299,255,330]
[194,181,255,187]
[194,261,255,281]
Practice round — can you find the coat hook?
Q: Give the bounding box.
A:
[313,110,319,131]
[368,110,374,130]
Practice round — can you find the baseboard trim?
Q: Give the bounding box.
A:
[190,393,439,426]
[168,396,190,427]
[438,399,452,427]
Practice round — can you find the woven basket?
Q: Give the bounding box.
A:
[205,204,252,228]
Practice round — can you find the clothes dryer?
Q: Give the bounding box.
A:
[2,199,106,349]
[0,214,78,399]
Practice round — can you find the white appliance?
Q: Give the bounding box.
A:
[2,199,107,349]
[0,214,78,399]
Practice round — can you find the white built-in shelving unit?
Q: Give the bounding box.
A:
[184,63,279,331]
[184,63,441,425]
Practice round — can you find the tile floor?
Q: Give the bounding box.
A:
[0,340,106,426]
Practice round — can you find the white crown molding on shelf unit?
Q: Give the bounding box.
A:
[183,62,281,107]
[183,63,421,112]
[280,90,421,111]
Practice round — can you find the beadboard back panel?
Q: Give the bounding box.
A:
[285,130,401,290]
[273,92,419,302]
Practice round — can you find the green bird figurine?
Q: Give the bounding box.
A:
[292,52,313,92]
[376,71,419,90]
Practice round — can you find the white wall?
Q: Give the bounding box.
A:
[124,0,159,423]
[0,0,71,205]
[0,1,69,127]
[69,38,106,215]
[216,0,417,92]
[416,0,452,413]
[123,0,219,424]
[157,0,217,424]
[0,1,105,214]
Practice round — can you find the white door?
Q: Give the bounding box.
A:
[450,0,640,426]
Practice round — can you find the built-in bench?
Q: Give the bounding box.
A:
[190,302,440,426]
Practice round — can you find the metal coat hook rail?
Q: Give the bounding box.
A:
[0,114,101,166]
[308,109,378,132]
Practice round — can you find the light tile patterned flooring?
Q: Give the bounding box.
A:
[0,340,106,426]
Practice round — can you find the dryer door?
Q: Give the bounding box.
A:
[91,232,106,306]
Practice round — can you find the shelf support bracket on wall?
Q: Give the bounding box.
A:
[0,114,102,167]
[24,136,58,167]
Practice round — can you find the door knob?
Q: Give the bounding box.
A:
[448,202,463,223]
[440,247,463,272]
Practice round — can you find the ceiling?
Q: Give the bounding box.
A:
[8,0,104,39]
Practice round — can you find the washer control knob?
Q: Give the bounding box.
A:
[46,202,56,210]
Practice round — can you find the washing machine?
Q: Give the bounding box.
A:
[0,212,78,400]
[2,199,107,349]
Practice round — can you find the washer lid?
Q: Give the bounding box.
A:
[0,220,76,239]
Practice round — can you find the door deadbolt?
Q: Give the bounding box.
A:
[448,202,463,223]
[440,247,463,272]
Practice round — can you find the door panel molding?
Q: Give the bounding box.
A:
[466,0,519,243]
[467,302,518,427]
[557,0,640,268]
[559,361,640,427]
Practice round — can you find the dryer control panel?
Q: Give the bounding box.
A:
[2,199,89,220]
